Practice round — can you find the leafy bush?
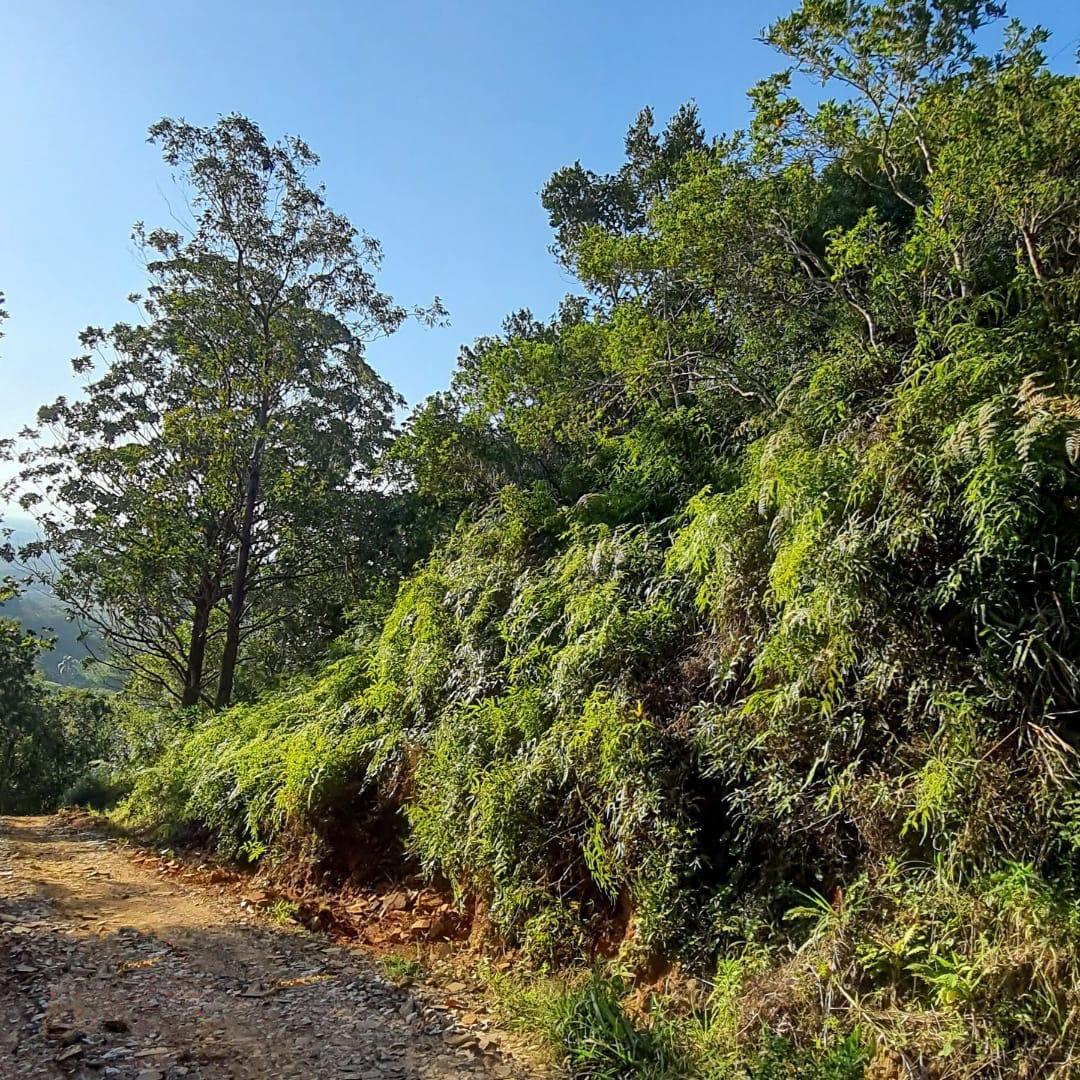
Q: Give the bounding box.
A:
[60,766,129,810]
[0,626,119,812]
[121,655,377,858]
[557,974,674,1079]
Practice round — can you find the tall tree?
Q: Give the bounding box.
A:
[12,116,441,707]
[143,116,443,707]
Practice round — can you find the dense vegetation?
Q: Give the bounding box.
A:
[4,0,1080,1073]
[0,604,118,812]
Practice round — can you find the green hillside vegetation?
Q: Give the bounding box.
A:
[0,517,110,687]
[0,607,119,812]
[4,0,1080,1074]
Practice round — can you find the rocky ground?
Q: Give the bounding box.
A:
[0,815,548,1079]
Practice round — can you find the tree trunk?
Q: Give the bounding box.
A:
[180,577,215,708]
[216,412,266,709]
[0,737,17,812]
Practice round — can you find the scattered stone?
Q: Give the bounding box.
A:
[444,1031,479,1049]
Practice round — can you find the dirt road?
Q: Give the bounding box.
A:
[0,816,539,1079]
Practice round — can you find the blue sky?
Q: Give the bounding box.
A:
[2,0,1077,443]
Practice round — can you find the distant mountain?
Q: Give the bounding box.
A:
[1,514,111,688]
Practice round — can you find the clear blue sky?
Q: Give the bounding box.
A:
[2,0,1077,440]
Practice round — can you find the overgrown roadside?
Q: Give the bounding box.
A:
[0,814,552,1079]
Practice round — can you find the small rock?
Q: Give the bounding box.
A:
[444,1031,479,1049]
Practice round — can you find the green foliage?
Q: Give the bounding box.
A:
[556,974,674,1079]
[488,968,675,1078]
[121,654,374,857]
[409,688,691,953]
[0,620,118,813]
[60,765,129,811]
[95,0,1080,1073]
[488,964,872,1078]
[266,898,301,926]
[0,616,49,811]
[380,955,422,984]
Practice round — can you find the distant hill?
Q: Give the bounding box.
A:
[1,514,111,688]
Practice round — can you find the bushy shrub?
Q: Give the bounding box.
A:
[121,655,377,857]
[0,641,119,812]
[61,765,129,810]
